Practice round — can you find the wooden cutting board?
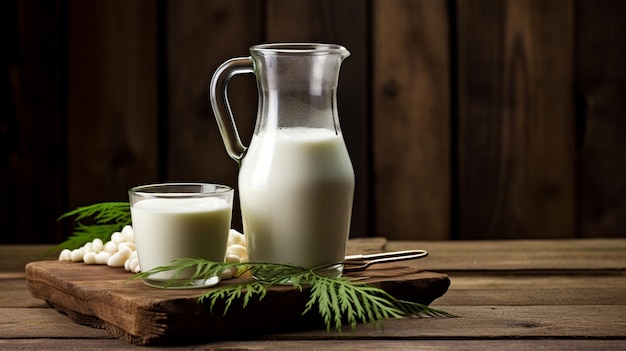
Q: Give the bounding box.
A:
[26,260,450,345]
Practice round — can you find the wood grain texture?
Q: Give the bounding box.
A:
[373,0,451,240]
[0,307,114,339]
[66,0,159,207]
[1,0,65,244]
[281,305,626,338]
[577,0,626,238]
[2,339,626,351]
[3,239,626,349]
[165,0,260,232]
[25,261,450,345]
[265,0,371,237]
[456,0,576,240]
[278,305,626,342]
[434,274,626,306]
[386,238,626,271]
[0,245,57,273]
[0,279,49,308]
[2,1,626,244]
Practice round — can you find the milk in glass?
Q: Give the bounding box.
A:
[131,197,232,281]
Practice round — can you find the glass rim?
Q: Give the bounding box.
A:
[251,43,349,56]
[129,182,233,198]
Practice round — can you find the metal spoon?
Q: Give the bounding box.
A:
[342,249,428,272]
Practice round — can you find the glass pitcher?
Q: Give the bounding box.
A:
[209,43,354,278]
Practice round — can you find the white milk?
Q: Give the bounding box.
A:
[131,197,232,280]
[238,127,355,273]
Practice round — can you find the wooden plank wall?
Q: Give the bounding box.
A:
[2,0,624,244]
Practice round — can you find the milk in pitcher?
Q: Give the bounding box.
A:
[239,127,355,275]
[210,43,355,278]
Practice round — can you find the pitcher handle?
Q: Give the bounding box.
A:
[209,57,254,162]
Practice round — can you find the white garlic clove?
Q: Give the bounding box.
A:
[124,250,138,272]
[124,256,132,271]
[224,254,241,263]
[70,249,84,262]
[227,229,246,247]
[92,238,104,253]
[116,246,132,259]
[83,251,98,264]
[107,252,126,267]
[82,242,93,253]
[129,257,140,272]
[121,225,134,243]
[117,242,136,252]
[226,244,247,259]
[59,249,72,261]
[111,232,123,244]
[103,241,117,254]
[95,251,111,264]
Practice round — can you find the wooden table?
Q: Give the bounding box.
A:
[1,238,625,350]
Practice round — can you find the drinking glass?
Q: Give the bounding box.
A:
[128,183,234,288]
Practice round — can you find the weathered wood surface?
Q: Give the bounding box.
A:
[435,275,626,306]
[2,239,626,350]
[66,0,160,209]
[25,261,449,345]
[20,238,446,345]
[373,0,451,241]
[0,238,626,350]
[4,0,625,245]
[577,0,626,238]
[3,305,625,340]
[386,238,626,271]
[0,0,66,244]
[1,339,626,351]
[456,0,576,240]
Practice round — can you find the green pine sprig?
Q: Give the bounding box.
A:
[130,258,455,332]
[50,202,131,254]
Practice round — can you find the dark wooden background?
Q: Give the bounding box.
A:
[2,0,624,244]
